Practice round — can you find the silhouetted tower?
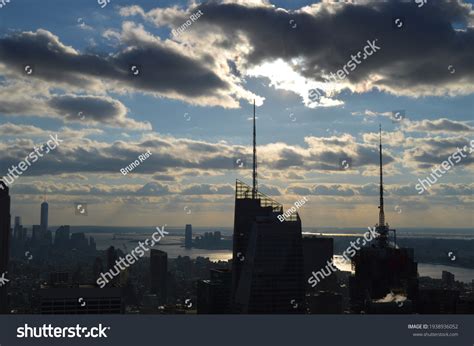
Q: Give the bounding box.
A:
[150,249,167,305]
[40,200,48,232]
[0,181,11,313]
[107,246,117,270]
[349,126,418,312]
[231,103,304,313]
[376,124,389,247]
[252,100,258,199]
[13,216,21,240]
[93,257,104,280]
[185,224,193,249]
[106,246,119,286]
[378,125,385,226]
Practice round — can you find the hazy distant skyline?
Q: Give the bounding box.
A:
[0,0,473,228]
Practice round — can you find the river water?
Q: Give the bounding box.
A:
[87,232,474,284]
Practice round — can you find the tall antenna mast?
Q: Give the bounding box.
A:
[252,100,258,199]
[378,124,385,227]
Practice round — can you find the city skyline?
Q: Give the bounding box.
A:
[0,0,473,228]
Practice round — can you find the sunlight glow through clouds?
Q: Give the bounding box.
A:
[246,59,344,108]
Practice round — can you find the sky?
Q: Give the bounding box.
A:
[0,0,473,229]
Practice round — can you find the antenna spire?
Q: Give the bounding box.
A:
[252,100,258,199]
[378,124,385,227]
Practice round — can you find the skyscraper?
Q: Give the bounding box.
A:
[231,102,304,313]
[54,225,70,248]
[0,181,11,313]
[70,232,88,251]
[40,285,123,314]
[40,200,48,232]
[13,216,21,240]
[32,224,41,242]
[197,269,232,314]
[185,224,193,249]
[349,126,418,313]
[303,236,336,292]
[150,249,167,305]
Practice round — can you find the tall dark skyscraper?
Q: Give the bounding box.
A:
[40,200,48,232]
[231,103,304,313]
[303,236,336,292]
[54,225,70,248]
[349,126,418,313]
[32,224,41,242]
[185,224,193,249]
[197,269,232,314]
[150,249,167,305]
[13,216,21,240]
[0,181,11,313]
[13,217,27,243]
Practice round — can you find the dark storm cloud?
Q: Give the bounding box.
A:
[192,0,474,94]
[0,29,230,101]
[49,95,123,122]
[47,94,151,129]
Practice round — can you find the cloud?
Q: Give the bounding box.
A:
[403,118,474,133]
[135,182,171,196]
[402,136,474,170]
[0,124,395,180]
[0,80,150,130]
[434,183,473,196]
[180,183,234,195]
[0,123,44,136]
[362,130,406,148]
[127,0,474,102]
[48,94,151,130]
[0,27,252,109]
